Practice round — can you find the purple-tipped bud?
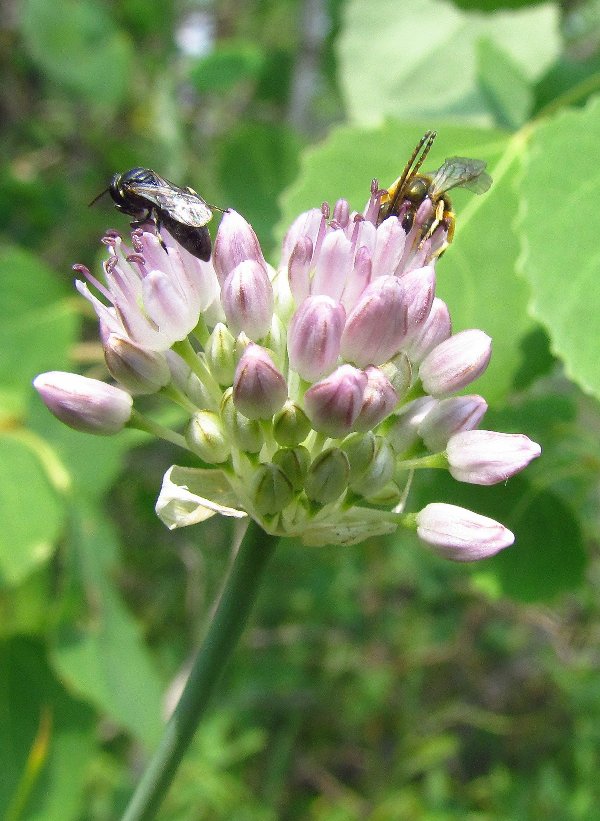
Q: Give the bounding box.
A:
[340,276,410,367]
[185,411,230,463]
[446,430,542,486]
[311,230,352,301]
[220,388,264,452]
[212,209,267,285]
[220,260,274,341]
[288,295,345,381]
[372,216,406,278]
[416,503,515,562]
[288,235,313,305]
[418,395,488,452]
[34,371,132,435]
[233,344,287,420]
[272,401,312,446]
[281,208,323,268]
[304,364,367,438]
[304,448,350,504]
[401,265,436,336]
[104,334,170,395]
[387,397,437,455]
[405,297,451,363]
[353,366,398,432]
[419,330,492,396]
[252,463,294,515]
[272,446,310,492]
[333,198,350,228]
[205,323,236,386]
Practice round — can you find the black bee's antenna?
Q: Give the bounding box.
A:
[387,131,437,212]
[88,187,111,208]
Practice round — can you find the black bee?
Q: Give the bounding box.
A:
[377,131,492,256]
[91,168,214,261]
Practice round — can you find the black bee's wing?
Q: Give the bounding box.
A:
[125,174,213,227]
[428,157,492,197]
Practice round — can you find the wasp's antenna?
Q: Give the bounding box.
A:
[88,187,111,208]
[386,130,437,215]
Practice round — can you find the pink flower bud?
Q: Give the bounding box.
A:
[104,334,171,395]
[34,371,132,435]
[340,276,410,367]
[418,395,488,452]
[287,295,345,381]
[353,366,398,432]
[304,364,367,437]
[332,198,350,228]
[446,430,542,485]
[401,265,436,335]
[372,216,406,278]
[288,236,313,305]
[405,297,451,363]
[220,260,274,340]
[419,329,492,396]
[311,230,352,301]
[281,208,323,268]
[212,209,267,285]
[142,268,199,342]
[416,503,515,562]
[233,344,287,420]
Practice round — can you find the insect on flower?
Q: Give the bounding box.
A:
[377,131,492,256]
[90,167,214,261]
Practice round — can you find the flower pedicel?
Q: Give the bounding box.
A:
[35,134,540,559]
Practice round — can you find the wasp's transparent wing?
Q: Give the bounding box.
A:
[126,174,213,227]
[428,157,492,197]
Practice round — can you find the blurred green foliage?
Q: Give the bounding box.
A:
[3,0,600,818]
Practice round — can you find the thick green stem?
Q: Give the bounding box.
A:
[121,520,279,821]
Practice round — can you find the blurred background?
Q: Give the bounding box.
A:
[3,0,600,818]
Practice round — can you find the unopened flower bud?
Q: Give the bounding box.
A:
[272,446,310,492]
[233,344,287,420]
[311,230,352,301]
[142,268,198,343]
[272,400,312,446]
[415,503,515,562]
[418,395,487,452]
[220,388,264,452]
[288,295,345,381]
[400,265,436,336]
[252,463,294,515]
[340,276,409,367]
[379,352,412,398]
[305,447,350,505]
[34,372,132,435]
[372,216,407,278]
[213,209,267,284]
[221,260,274,341]
[104,334,170,394]
[186,411,230,463]
[446,430,541,486]
[205,323,236,386]
[353,366,398,432]
[288,235,314,304]
[405,297,451,363]
[419,330,492,396]
[186,372,215,411]
[349,437,395,496]
[304,365,367,437]
[341,431,376,481]
[386,397,437,455]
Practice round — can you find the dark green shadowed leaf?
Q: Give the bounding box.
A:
[0,637,95,821]
[21,0,133,106]
[50,506,164,747]
[477,38,533,129]
[518,97,600,399]
[279,122,533,403]
[0,247,79,421]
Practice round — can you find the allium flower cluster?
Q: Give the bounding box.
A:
[34,181,540,558]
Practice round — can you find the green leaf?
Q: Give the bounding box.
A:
[337,0,559,124]
[477,38,533,129]
[279,121,533,403]
[219,122,302,255]
[51,506,164,747]
[0,433,65,587]
[0,247,79,421]
[189,41,265,93]
[0,637,95,821]
[21,0,133,106]
[518,97,600,399]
